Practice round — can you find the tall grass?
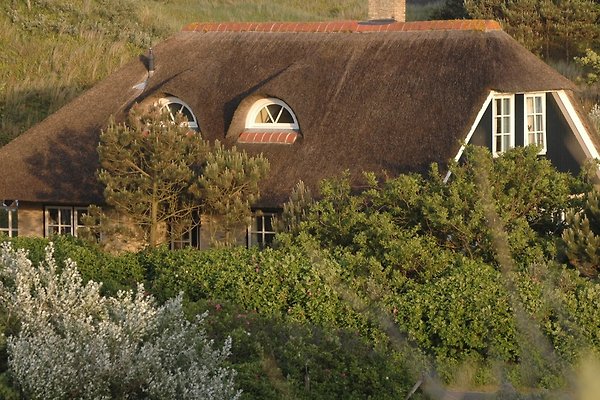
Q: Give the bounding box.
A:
[0,11,137,145]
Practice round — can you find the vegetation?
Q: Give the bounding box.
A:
[0,241,240,399]
[3,0,600,398]
[3,147,600,397]
[436,0,600,60]
[96,106,269,247]
[97,106,208,247]
[190,141,270,246]
[563,189,600,278]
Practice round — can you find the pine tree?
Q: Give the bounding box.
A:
[97,105,208,247]
[278,180,314,235]
[190,141,269,246]
[562,190,600,278]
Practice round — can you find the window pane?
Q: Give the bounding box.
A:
[265,215,273,231]
[48,209,59,225]
[277,108,294,124]
[495,99,502,115]
[12,211,17,230]
[76,210,86,227]
[61,209,72,226]
[496,135,503,152]
[502,135,511,151]
[0,209,7,229]
[535,96,542,112]
[536,115,543,131]
[266,105,281,123]
[527,115,534,132]
[264,233,275,247]
[526,97,534,113]
[255,108,270,123]
[502,116,510,132]
[503,98,510,112]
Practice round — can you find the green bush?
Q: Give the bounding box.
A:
[140,244,368,332]
[5,235,143,295]
[187,300,419,400]
[391,258,519,378]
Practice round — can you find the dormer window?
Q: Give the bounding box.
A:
[246,98,299,130]
[239,98,300,144]
[158,97,199,131]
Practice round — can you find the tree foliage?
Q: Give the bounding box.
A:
[436,0,600,59]
[576,49,600,85]
[98,105,207,247]
[0,242,240,400]
[562,189,600,277]
[190,141,270,246]
[279,146,577,272]
[97,107,269,248]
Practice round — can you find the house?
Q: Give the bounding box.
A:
[1,0,598,249]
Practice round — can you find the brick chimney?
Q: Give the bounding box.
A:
[368,0,405,22]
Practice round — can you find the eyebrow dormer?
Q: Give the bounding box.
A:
[238,98,300,144]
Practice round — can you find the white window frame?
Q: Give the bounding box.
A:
[169,217,201,250]
[247,212,276,249]
[45,206,88,237]
[492,94,515,156]
[74,207,88,236]
[524,93,547,154]
[0,201,18,238]
[157,96,199,131]
[245,98,299,130]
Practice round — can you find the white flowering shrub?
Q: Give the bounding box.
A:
[0,242,240,400]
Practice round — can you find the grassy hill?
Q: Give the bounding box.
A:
[0,0,442,147]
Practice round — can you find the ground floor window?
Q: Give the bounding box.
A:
[0,200,18,237]
[170,216,201,250]
[247,212,276,249]
[45,206,88,237]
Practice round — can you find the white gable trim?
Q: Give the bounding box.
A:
[553,90,600,161]
[443,91,494,183]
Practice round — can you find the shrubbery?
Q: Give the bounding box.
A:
[141,243,370,335]
[0,242,240,400]
[2,147,600,396]
[189,300,418,400]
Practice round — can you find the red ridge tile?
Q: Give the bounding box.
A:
[184,20,503,34]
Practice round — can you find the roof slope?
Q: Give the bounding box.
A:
[0,21,576,206]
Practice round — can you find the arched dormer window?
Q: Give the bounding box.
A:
[245,98,299,130]
[239,98,300,144]
[158,97,199,131]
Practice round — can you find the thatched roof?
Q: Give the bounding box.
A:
[0,20,579,206]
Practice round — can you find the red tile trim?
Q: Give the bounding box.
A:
[238,131,299,144]
[182,20,502,33]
